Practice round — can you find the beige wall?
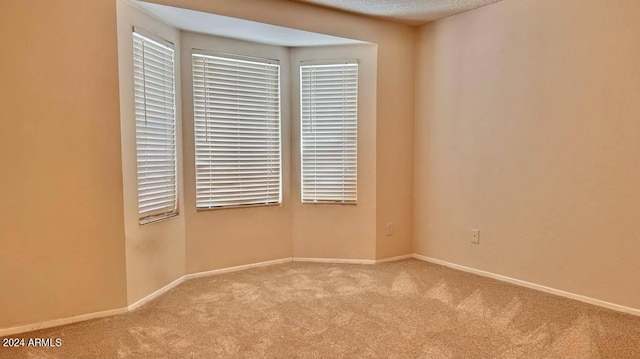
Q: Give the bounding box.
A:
[0,0,128,328]
[414,0,640,309]
[2,0,640,332]
[116,0,186,305]
[181,32,294,273]
[290,45,378,260]
[375,37,415,260]
[0,0,413,330]
[152,0,416,261]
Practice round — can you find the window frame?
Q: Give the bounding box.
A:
[299,60,359,205]
[191,50,283,210]
[132,28,179,225]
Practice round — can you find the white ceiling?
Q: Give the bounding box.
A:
[133,1,367,47]
[290,0,502,25]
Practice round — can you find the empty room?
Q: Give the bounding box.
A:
[1,0,639,357]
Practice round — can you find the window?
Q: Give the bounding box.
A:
[133,30,178,224]
[192,51,282,209]
[300,61,358,204]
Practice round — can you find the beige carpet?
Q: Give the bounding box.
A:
[1,259,639,358]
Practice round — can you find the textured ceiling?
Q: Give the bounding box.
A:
[289,0,502,25]
[134,1,366,46]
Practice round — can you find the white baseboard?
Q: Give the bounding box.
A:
[292,257,376,265]
[1,255,371,337]
[1,257,292,337]
[18,253,621,337]
[376,254,413,263]
[128,276,185,311]
[184,257,293,280]
[0,307,128,338]
[1,256,395,336]
[290,254,414,264]
[412,253,640,317]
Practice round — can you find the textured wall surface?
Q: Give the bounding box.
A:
[116,0,187,306]
[153,0,415,264]
[180,32,294,273]
[291,45,378,260]
[414,0,640,309]
[0,0,415,330]
[0,0,128,328]
[18,0,640,333]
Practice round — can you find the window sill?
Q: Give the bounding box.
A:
[139,212,179,226]
[196,202,283,211]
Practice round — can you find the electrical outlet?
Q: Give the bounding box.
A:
[386,223,394,236]
[471,229,480,244]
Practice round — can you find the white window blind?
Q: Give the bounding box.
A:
[133,30,178,224]
[192,51,282,209]
[300,62,358,204]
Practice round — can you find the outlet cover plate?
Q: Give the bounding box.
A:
[471,229,480,244]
